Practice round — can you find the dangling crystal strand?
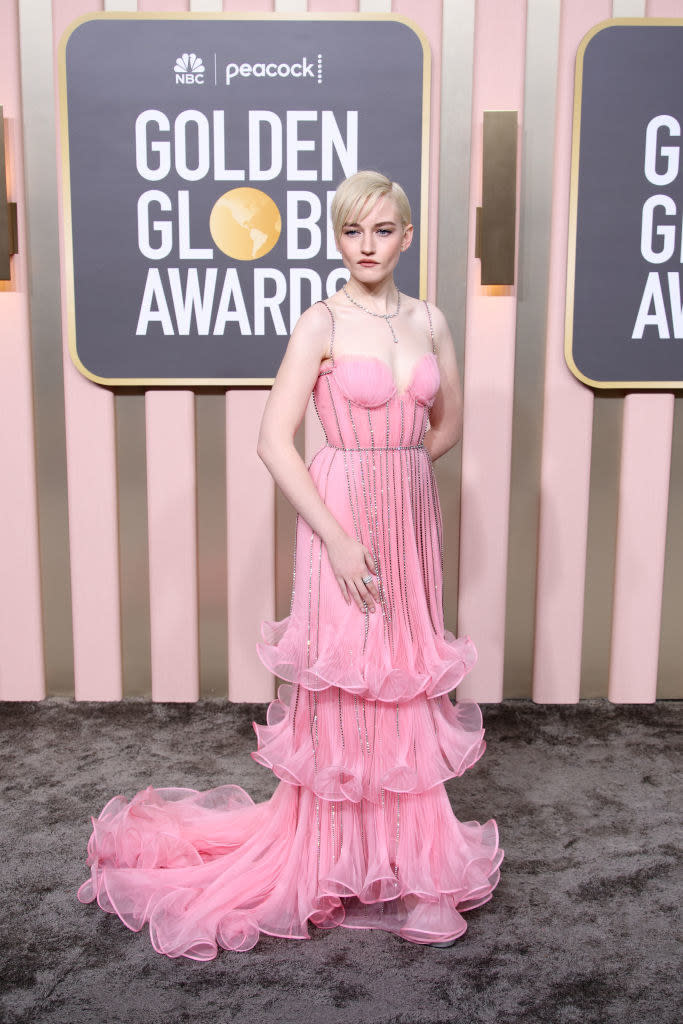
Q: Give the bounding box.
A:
[362,697,371,754]
[347,402,375,653]
[308,689,319,773]
[389,448,401,659]
[305,532,315,667]
[417,453,437,632]
[354,694,365,753]
[289,513,299,613]
[395,791,401,878]
[379,787,386,915]
[311,387,329,445]
[395,704,401,880]
[315,455,336,663]
[366,408,390,628]
[315,794,321,879]
[409,402,419,446]
[289,515,300,737]
[398,449,415,645]
[423,462,442,621]
[308,690,321,882]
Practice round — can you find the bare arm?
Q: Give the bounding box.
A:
[423,304,464,462]
[256,302,380,613]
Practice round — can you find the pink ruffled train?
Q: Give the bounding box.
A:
[77,300,504,958]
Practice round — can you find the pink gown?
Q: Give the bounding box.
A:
[77,298,504,959]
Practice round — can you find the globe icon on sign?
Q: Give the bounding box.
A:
[209,188,282,260]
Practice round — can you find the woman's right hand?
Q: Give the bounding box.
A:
[325,531,380,613]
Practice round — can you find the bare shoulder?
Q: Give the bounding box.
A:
[293,299,333,335]
[288,300,334,362]
[421,299,450,332]
[399,296,453,349]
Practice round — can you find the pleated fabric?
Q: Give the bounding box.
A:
[77,303,504,958]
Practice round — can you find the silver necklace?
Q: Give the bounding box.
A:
[342,284,402,344]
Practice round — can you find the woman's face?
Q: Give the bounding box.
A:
[337,196,413,285]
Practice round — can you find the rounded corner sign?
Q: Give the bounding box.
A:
[58,13,429,387]
[566,18,683,390]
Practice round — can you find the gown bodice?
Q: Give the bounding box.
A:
[313,350,441,451]
[311,297,440,452]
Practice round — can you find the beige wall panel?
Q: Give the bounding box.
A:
[658,396,683,698]
[115,392,152,697]
[580,395,622,698]
[197,393,228,698]
[435,0,475,649]
[504,0,561,698]
[19,0,74,695]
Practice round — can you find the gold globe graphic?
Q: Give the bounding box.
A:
[209,187,282,260]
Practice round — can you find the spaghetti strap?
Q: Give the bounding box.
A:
[423,299,436,355]
[318,299,336,366]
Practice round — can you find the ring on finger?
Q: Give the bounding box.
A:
[361,574,373,585]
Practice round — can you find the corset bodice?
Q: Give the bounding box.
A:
[312,352,440,450]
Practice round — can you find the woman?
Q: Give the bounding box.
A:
[77,171,503,958]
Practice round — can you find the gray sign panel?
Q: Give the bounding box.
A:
[59,14,428,385]
[566,19,683,389]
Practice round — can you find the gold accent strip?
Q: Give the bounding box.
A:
[477,110,517,286]
[0,105,18,280]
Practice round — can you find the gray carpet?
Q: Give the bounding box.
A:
[0,698,680,1024]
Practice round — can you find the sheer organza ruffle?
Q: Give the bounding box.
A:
[252,683,486,803]
[257,614,477,705]
[77,780,503,959]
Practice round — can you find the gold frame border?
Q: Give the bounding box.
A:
[57,11,432,388]
[565,16,683,391]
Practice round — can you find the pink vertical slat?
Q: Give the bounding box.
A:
[225,0,276,701]
[532,0,610,704]
[55,0,123,700]
[608,396,673,702]
[309,0,355,9]
[393,0,441,301]
[139,0,200,702]
[146,391,200,701]
[303,2,356,462]
[455,0,526,703]
[0,0,46,699]
[607,0,679,703]
[227,391,275,701]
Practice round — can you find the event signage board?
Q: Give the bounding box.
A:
[58,14,429,385]
[566,18,683,389]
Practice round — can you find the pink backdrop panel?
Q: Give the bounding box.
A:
[218,0,275,704]
[0,0,45,699]
[456,0,526,703]
[55,0,123,701]
[146,391,200,701]
[393,0,442,301]
[609,395,674,702]
[532,0,610,704]
[140,0,199,709]
[227,391,275,701]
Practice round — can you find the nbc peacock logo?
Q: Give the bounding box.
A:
[174,53,205,85]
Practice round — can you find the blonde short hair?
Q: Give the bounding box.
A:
[331,170,412,243]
